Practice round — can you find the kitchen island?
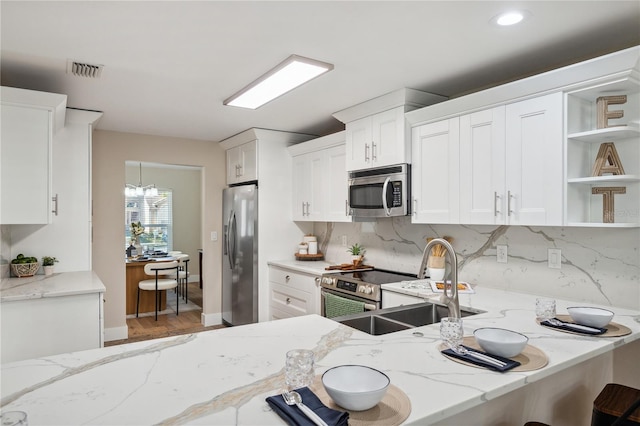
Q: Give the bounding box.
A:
[1,285,638,425]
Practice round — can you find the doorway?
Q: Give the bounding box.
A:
[124,161,204,335]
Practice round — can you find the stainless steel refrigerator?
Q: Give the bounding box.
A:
[222,184,258,326]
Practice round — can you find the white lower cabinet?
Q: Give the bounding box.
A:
[269,266,321,320]
[1,292,103,363]
[381,290,425,309]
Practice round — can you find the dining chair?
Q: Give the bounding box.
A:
[175,254,190,302]
[137,260,179,321]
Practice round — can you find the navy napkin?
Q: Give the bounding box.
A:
[541,318,607,335]
[266,387,349,426]
[442,345,521,372]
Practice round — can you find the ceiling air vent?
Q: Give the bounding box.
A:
[66,60,103,78]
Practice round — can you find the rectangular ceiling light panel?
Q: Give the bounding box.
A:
[224,55,333,109]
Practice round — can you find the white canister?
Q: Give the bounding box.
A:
[298,243,308,255]
[303,235,317,244]
[308,241,318,255]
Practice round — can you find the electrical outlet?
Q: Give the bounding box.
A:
[497,245,508,263]
[341,235,348,247]
[211,231,218,241]
[548,248,562,269]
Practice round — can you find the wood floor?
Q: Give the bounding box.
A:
[105,281,226,346]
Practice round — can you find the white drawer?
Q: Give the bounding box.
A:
[270,283,312,318]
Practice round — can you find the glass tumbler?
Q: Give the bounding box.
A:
[285,349,315,390]
[440,317,464,350]
[535,298,556,321]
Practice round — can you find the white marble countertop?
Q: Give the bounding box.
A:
[0,271,106,302]
[1,284,638,425]
[268,259,338,275]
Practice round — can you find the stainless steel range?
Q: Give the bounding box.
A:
[320,269,418,317]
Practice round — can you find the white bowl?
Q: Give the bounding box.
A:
[473,328,528,358]
[321,365,390,411]
[567,307,614,328]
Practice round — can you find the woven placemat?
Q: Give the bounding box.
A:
[309,375,411,426]
[439,336,548,372]
[538,314,631,337]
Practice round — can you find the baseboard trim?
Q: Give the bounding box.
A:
[104,325,128,342]
[202,312,222,327]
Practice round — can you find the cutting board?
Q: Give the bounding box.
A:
[325,263,374,271]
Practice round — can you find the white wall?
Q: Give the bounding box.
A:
[93,130,225,340]
[315,218,640,310]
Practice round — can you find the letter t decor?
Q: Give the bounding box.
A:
[592,187,626,223]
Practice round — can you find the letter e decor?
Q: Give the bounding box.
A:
[592,187,626,223]
[596,95,626,129]
[592,142,626,176]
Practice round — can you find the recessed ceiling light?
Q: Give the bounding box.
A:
[224,54,334,109]
[491,10,530,26]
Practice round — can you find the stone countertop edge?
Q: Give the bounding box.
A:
[0,270,106,302]
[0,284,638,425]
[268,259,339,275]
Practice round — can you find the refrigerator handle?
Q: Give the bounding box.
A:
[229,211,237,269]
[223,224,228,255]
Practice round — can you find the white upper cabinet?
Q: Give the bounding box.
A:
[459,93,563,226]
[345,106,407,170]
[288,132,351,223]
[334,89,448,172]
[504,93,563,226]
[408,46,640,227]
[411,118,460,224]
[1,87,67,225]
[225,139,257,185]
[459,107,506,224]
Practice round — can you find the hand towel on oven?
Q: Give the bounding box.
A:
[324,292,365,318]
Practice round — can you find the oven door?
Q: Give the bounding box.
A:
[348,164,410,218]
[320,288,379,318]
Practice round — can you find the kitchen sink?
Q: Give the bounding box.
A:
[339,315,413,335]
[333,302,485,335]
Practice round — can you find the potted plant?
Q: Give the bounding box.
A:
[347,243,365,266]
[42,256,58,276]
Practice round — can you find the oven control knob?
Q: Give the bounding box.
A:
[361,285,373,295]
[321,276,335,286]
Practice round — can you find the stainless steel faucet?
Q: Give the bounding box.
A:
[418,238,461,318]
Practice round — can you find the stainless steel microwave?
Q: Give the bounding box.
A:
[348,164,411,218]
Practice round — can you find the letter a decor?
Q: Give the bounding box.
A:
[592,142,626,176]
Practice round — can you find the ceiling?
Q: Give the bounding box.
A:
[2,1,639,143]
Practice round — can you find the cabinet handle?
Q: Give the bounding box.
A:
[507,191,514,217]
[285,275,290,282]
[365,143,370,162]
[345,199,349,217]
[52,194,58,216]
[286,297,291,304]
[301,202,306,216]
[494,192,500,217]
[372,142,377,161]
[237,164,243,177]
[413,198,417,216]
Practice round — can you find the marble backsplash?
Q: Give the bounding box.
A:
[313,218,640,310]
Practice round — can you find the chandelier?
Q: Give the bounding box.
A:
[125,163,158,197]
